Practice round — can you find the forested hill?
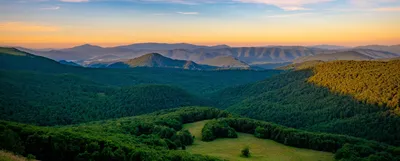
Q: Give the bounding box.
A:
[0,70,204,125]
[308,60,400,109]
[211,63,400,145]
[0,47,281,95]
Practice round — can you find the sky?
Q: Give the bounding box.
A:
[0,0,399,48]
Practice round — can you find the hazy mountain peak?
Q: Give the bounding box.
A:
[141,52,164,58]
[105,53,216,70]
[74,44,102,48]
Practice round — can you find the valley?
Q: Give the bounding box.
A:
[0,47,399,161]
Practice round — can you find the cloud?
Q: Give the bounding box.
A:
[373,7,400,12]
[0,22,59,32]
[40,6,60,10]
[349,0,398,7]
[60,0,89,2]
[177,11,199,15]
[280,7,310,11]
[266,12,313,18]
[151,13,171,16]
[234,0,332,11]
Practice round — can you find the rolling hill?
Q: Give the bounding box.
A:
[108,53,216,70]
[0,69,205,125]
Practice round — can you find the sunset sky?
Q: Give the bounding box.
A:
[0,0,399,48]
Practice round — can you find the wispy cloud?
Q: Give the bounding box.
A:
[177,11,199,15]
[235,0,332,11]
[151,13,171,16]
[60,0,89,2]
[373,6,400,12]
[0,22,59,32]
[280,7,310,11]
[40,6,60,10]
[266,12,313,18]
[349,0,398,7]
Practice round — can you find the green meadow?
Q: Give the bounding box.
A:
[183,120,334,161]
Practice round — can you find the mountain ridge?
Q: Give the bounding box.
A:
[108,53,216,70]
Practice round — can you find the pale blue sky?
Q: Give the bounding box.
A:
[1,0,399,48]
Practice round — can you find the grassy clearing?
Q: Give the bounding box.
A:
[183,120,334,161]
[0,151,35,161]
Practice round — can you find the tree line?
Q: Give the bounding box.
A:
[0,107,231,161]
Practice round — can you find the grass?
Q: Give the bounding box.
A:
[183,120,335,161]
[0,151,35,161]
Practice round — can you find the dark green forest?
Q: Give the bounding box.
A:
[0,107,230,161]
[0,70,205,125]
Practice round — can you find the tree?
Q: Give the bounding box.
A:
[241,146,250,158]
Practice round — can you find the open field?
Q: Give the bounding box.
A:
[183,120,335,161]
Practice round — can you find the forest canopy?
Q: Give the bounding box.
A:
[309,60,400,109]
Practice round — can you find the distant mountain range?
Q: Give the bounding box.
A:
[16,43,400,70]
[118,43,230,50]
[293,49,399,63]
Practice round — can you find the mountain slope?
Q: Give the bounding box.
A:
[59,60,81,66]
[211,63,400,145]
[108,53,216,70]
[199,56,250,69]
[0,70,205,125]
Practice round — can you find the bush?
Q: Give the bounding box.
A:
[241,146,250,158]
